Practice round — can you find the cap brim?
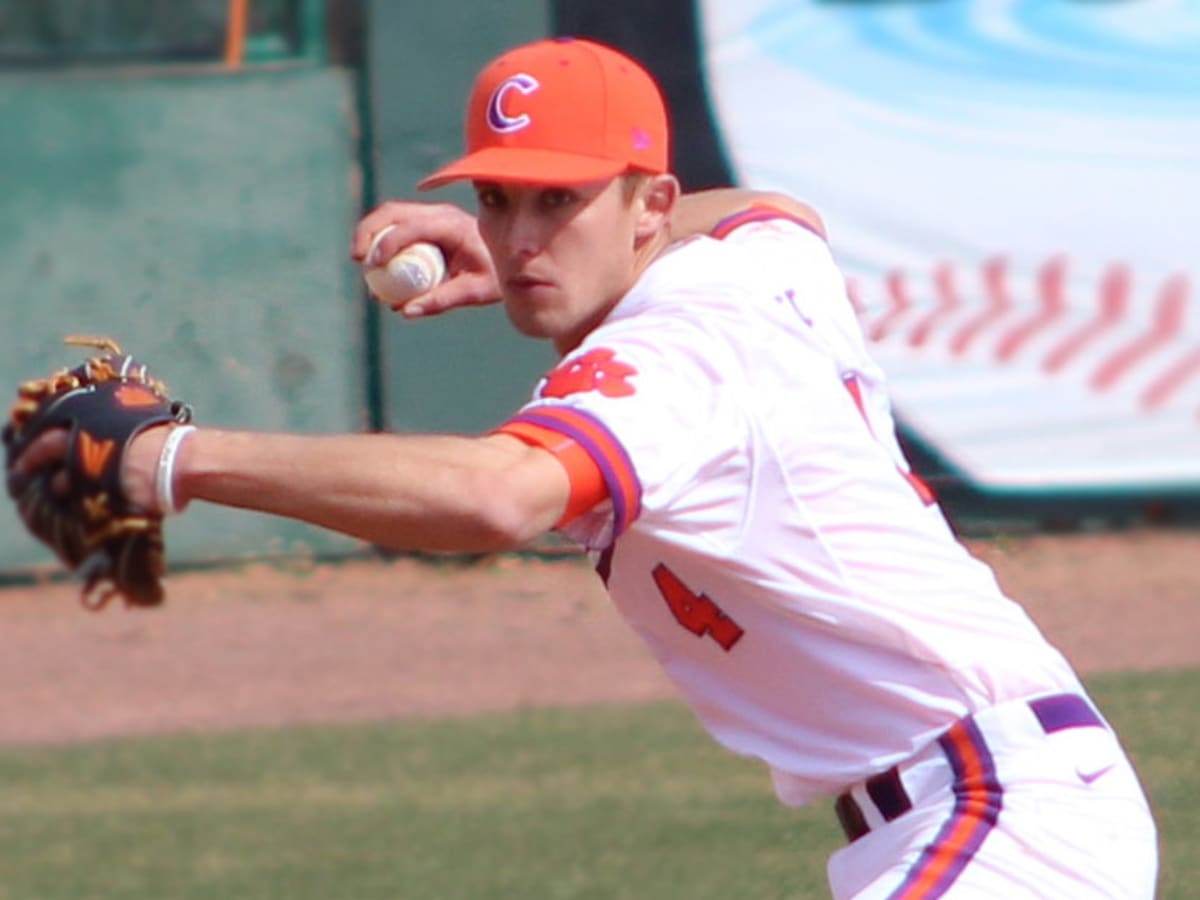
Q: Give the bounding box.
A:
[418,147,628,191]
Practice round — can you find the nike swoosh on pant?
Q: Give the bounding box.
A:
[1077,764,1116,784]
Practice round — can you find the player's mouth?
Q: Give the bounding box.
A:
[506,274,555,293]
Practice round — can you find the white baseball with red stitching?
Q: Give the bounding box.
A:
[363,226,446,305]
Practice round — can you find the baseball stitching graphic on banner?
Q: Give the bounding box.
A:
[698,0,1200,495]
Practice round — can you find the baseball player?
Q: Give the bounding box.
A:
[13,37,1157,898]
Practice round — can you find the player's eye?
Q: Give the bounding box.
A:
[475,185,506,211]
[539,188,577,210]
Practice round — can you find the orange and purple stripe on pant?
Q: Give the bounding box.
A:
[887,717,1003,899]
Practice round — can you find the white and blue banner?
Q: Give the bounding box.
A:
[699,1,1200,495]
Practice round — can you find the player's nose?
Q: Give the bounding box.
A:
[498,208,545,259]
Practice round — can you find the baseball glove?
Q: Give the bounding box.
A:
[2,336,193,610]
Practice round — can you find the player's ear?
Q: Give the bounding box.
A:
[634,174,679,242]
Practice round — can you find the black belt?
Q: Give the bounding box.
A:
[834,694,1104,843]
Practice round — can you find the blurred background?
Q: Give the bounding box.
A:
[1,0,1197,577]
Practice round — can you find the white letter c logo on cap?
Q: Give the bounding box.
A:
[487,73,539,134]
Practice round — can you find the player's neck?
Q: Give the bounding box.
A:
[550,229,673,357]
[632,228,673,282]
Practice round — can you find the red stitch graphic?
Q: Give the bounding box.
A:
[541,348,637,399]
[1141,345,1200,411]
[1091,273,1188,391]
[950,256,1013,356]
[907,263,962,348]
[994,255,1069,362]
[869,270,913,342]
[852,257,1197,430]
[1042,263,1130,374]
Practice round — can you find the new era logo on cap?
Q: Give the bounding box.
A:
[419,37,669,189]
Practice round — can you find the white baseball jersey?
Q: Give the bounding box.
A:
[499,212,1085,806]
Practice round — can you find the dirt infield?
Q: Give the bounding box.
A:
[0,528,1196,746]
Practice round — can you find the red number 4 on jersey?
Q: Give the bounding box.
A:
[652,564,744,651]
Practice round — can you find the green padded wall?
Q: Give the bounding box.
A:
[0,65,367,572]
[365,0,556,435]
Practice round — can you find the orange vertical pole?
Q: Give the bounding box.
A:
[224,0,248,67]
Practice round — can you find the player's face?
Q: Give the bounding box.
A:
[473,177,644,354]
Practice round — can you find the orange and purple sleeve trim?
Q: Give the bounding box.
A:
[497,406,642,537]
[887,718,1002,899]
[710,203,826,242]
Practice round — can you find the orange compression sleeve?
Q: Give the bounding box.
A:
[495,421,609,526]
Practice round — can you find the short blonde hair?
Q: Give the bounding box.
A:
[621,172,652,204]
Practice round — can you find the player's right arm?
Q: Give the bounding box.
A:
[352,189,827,319]
[670,188,827,241]
[352,200,502,318]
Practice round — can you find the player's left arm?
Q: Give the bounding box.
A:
[170,429,571,552]
[14,426,573,554]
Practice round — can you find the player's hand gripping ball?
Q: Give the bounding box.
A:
[362,225,447,306]
[2,336,193,610]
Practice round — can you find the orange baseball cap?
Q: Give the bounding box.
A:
[418,37,670,190]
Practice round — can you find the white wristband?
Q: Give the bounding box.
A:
[155,425,196,516]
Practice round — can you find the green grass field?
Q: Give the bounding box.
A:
[0,668,1195,899]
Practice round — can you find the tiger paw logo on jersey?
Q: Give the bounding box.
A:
[541,348,637,399]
